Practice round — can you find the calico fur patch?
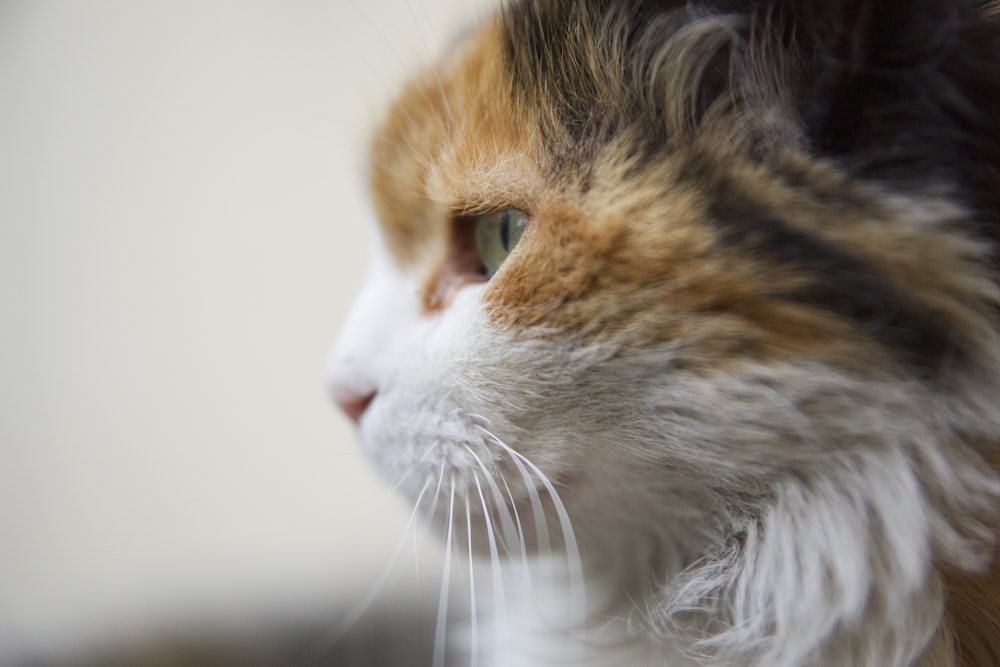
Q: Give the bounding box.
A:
[333,1,1000,665]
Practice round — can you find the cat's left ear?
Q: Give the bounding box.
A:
[783,1,946,101]
[766,0,1000,192]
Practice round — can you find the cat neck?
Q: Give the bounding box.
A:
[459,529,975,667]
[458,550,699,667]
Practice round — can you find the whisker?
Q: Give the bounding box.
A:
[387,439,440,496]
[421,459,448,535]
[345,0,408,71]
[477,430,552,624]
[474,473,507,662]
[463,445,521,557]
[476,426,588,626]
[416,459,448,599]
[465,492,479,667]
[490,432,552,557]
[343,0,452,139]
[403,0,454,125]
[432,477,457,667]
[500,472,532,584]
[504,446,557,611]
[313,476,434,657]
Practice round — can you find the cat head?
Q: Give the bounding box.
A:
[329,0,1000,662]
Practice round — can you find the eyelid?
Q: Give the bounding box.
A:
[453,199,532,217]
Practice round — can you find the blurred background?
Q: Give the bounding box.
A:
[1,0,496,663]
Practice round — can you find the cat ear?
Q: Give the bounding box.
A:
[772,0,957,133]
[763,0,1000,210]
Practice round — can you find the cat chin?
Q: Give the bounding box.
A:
[358,399,582,557]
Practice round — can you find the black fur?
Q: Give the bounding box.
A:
[709,196,958,371]
[503,0,1000,218]
[502,0,1000,370]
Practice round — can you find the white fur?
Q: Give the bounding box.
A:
[328,223,1000,666]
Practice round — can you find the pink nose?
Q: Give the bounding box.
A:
[331,386,376,424]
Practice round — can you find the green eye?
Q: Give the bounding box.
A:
[473,208,528,277]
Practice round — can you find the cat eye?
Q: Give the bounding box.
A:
[472,208,528,278]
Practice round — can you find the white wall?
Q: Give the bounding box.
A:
[0,0,497,659]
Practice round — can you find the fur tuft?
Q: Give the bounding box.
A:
[330,1,1000,665]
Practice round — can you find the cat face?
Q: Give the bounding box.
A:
[327,24,669,553]
[329,2,997,553]
[327,23,764,554]
[329,1,1000,661]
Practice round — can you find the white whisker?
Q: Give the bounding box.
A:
[464,445,521,557]
[433,477,457,667]
[502,438,552,556]
[500,473,532,584]
[413,455,445,596]
[417,459,446,609]
[403,0,454,126]
[466,423,551,558]
[476,425,587,626]
[474,473,508,661]
[387,439,440,496]
[465,492,479,667]
[314,476,434,657]
[421,459,448,536]
[344,0,452,141]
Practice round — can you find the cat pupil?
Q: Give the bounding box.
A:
[499,210,510,250]
[473,207,527,277]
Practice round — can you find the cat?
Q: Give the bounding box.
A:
[327,0,1000,665]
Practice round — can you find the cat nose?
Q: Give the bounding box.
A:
[330,384,376,424]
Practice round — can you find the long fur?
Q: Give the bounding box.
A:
[329,1,1000,665]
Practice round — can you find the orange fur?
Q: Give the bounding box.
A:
[372,20,994,376]
[944,552,1000,667]
[941,449,1000,667]
[352,1,1000,664]
[370,21,542,273]
[371,24,864,366]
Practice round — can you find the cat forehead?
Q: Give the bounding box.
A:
[369,19,545,266]
[364,1,987,373]
[366,9,720,271]
[366,0,781,261]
